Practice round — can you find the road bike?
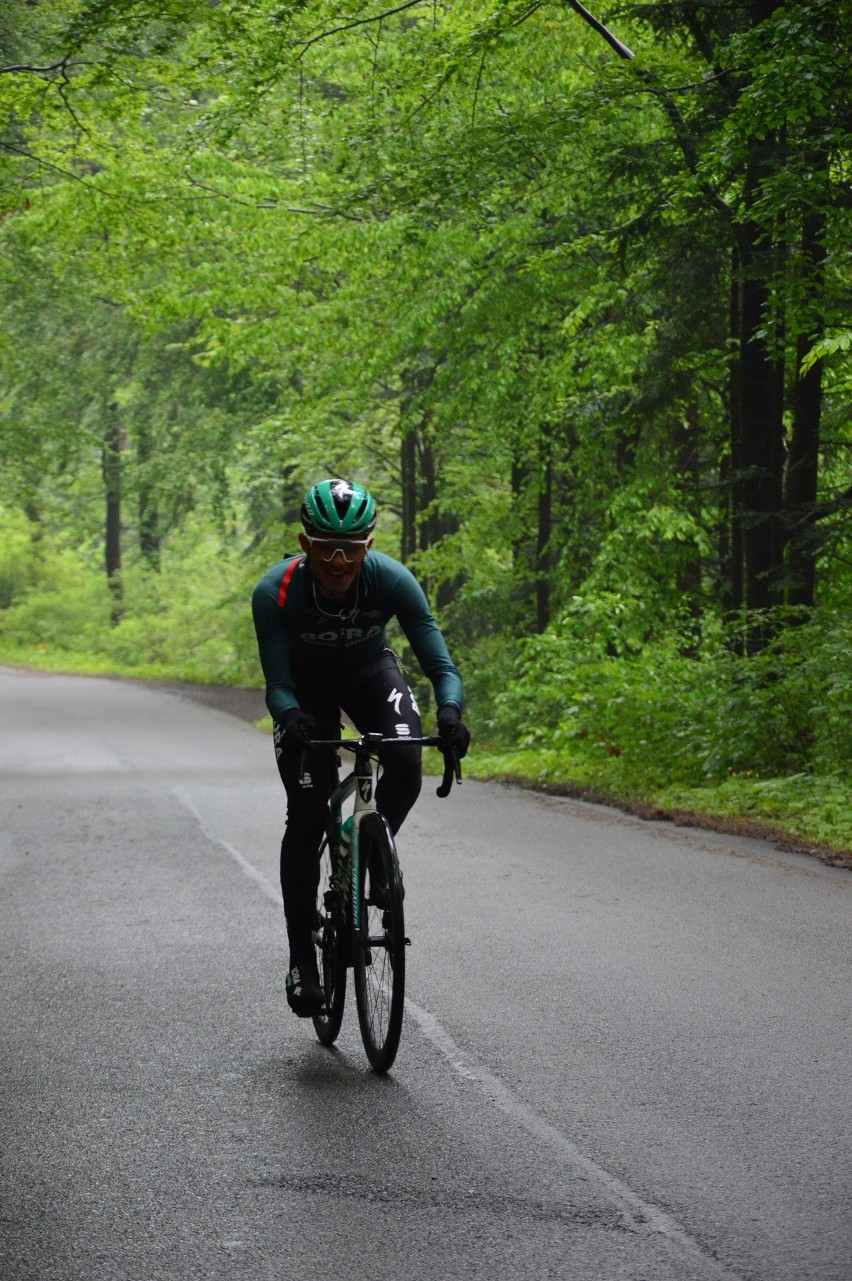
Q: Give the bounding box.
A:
[304,732,460,1073]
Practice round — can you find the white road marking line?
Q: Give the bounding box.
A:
[174,788,281,906]
[404,998,741,1279]
[178,788,742,1280]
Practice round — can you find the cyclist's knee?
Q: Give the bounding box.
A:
[375,749,421,833]
[382,742,421,790]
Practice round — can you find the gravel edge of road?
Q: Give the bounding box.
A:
[149,677,850,872]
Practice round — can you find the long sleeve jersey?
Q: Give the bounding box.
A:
[252,550,464,722]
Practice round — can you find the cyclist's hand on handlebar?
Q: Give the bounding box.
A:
[436,704,470,759]
[281,707,315,750]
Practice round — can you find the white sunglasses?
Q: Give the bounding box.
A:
[304,533,372,562]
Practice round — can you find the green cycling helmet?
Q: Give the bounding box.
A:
[300,478,377,536]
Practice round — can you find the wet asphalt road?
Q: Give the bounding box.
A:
[1,667,850,1280]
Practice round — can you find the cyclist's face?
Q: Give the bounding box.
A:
[299,530,372,599]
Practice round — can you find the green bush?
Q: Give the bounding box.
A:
[0,516,262,686]
[0,551,111,651]
[484,604,851,787]
[0,507,44,609]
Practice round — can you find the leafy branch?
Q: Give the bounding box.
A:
[0,57,74,77]
[297,0,429,59]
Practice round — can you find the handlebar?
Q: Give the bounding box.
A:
[306,732,462,797]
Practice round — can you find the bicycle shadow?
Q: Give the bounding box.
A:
[251,1040,404,1096]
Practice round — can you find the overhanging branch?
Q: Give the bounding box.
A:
[563,0,635,60]
[1,56,73,76]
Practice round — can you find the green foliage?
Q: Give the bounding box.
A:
[0,550,112,652]
[800,332,852,381]
[0,0,849,852]
[487,605,851,787]
[0,507,39,609]
[465,605,851,853]
[0,515,260,684]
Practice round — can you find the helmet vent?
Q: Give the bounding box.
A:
[301,478,377,536]
[330,479,356,518]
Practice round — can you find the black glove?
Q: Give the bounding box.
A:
[280,707,315,750]
[436,704,470,759]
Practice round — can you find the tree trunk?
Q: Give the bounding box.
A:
[785,207,827,613]
[103,405,124,623]
[734,142,787,641]
[737,261,784,612]
[724,253,744,615]
[399,361,436,564]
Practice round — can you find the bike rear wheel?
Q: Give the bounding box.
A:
[312,839,347,1045]
[353,813,406,1073]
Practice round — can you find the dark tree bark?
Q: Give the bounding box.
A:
[102,404,124,623]
[733,140,787,636]
[785,207,827,613]
[724,257,744,615]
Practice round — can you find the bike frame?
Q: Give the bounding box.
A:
[327,735,378,937]
[307,731,460,939]
[305,731,460,1069]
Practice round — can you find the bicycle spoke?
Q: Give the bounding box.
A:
[312,839,347,1045]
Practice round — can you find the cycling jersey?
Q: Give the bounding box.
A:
[252,550,464,721]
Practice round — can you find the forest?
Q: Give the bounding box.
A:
[1,0,850,854]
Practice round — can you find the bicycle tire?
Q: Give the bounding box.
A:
[312,838,347,1045]
[353,813,406,1073]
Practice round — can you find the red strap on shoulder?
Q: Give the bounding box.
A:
[276,557,301,608]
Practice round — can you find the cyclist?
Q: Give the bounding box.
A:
[252,478,470,1017]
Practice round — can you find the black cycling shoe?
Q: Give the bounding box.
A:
[285,956,324,1018]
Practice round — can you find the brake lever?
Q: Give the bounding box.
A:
[435,745,461,798]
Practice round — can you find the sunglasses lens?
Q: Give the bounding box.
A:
[308,536,369,560]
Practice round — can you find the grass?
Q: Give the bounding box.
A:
[0,642,228,685]
[4,644,850,866]
[465,746,852,866]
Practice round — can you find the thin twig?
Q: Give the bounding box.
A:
[183,173,365,219]
[298,0,427,59]
[471,48,486,126]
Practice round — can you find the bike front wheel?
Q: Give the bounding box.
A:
[312,839,347,1046]
[353,813,406,1073]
